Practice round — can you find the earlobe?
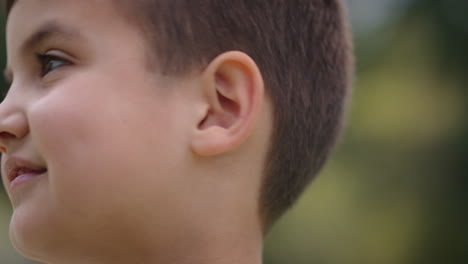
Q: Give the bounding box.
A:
[190,51,264,156]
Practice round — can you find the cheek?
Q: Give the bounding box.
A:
[27,80,186,224]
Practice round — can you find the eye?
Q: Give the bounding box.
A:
[36,53,71,77]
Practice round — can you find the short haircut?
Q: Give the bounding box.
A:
[3,0,353,231]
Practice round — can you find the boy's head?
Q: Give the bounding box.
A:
[0,0,352,263]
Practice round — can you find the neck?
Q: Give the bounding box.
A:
[46,228,264,264]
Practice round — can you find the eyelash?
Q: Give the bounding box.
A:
[36,53,71,77]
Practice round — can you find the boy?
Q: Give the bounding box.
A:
[0,0,352,263]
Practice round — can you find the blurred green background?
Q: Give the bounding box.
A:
[0,0,467,263]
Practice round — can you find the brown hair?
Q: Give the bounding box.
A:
[3,0,353,230]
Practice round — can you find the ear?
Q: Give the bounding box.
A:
[190,51,265,156]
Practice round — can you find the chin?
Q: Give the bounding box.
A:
[10,220,41,261]
[9,205,54,262]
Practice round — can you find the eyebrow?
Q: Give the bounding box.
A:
[4,21,84,83]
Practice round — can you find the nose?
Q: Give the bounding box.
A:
[0,98,29,153]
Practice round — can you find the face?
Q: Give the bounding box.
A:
[0,0,202,261]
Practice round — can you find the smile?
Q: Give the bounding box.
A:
[4,157,47,189]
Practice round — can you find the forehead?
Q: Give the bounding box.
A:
[5,0,147,65]
[7,0,122,40]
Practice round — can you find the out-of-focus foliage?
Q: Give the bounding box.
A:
[264,1,468,264]
[0,0,466,263]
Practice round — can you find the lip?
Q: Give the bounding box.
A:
[4,156,47,189]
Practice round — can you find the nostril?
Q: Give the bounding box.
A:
[0,131,17,140]
[0,131,17,153]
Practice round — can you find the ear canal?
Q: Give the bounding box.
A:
[197,113,209,129]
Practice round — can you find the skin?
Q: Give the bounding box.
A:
[0,0,273,263]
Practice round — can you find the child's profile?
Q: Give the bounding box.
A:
[0,0,353,263]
